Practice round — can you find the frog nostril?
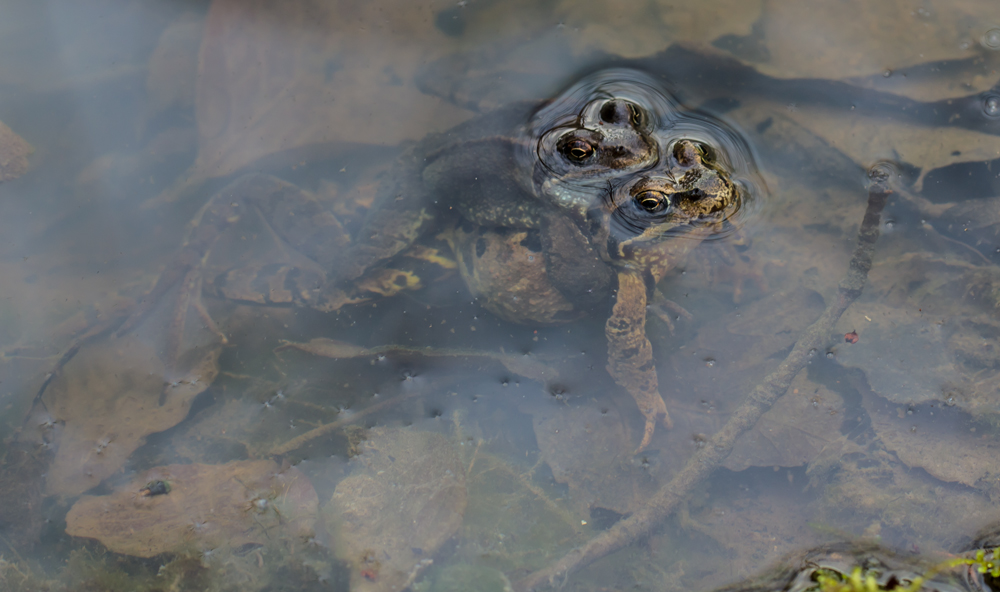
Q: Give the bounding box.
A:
[672,140,697,165]
[600,100,633,125]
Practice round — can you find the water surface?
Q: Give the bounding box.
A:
[1,1,1000,591]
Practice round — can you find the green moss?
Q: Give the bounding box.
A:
[809,547,1000,592]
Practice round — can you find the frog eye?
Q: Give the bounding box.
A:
[627,102,645,128]
[694,142,717,164]
[635,190,669,214]
[561,138,596,163]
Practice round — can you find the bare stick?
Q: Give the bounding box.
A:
[517,167,893,591]
[268,390,419,456]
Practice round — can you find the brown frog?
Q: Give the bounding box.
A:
[119,71,746,453]
[448,137,740,451]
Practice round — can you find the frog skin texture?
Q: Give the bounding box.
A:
[121,72,741,453]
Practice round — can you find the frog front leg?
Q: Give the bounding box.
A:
[605,269,672,454]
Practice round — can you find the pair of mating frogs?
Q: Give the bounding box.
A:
[126,70,755,453]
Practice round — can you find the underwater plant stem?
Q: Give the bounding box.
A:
[517,169,893,592]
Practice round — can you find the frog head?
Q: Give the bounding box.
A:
[526,70,676,216]
[589,138,742,280]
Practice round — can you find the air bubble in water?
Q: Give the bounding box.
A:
[983,28,1000,49]
[984,95,1000,118]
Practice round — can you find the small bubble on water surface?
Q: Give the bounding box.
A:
[825,351,835,359]
[884,220,895,230]
[808,348,817,357]
[983,28,1000,49]
[882,69,892,78]
[984,95,1000,117]
[704,358,716,367]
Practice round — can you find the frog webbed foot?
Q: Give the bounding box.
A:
[647,289,693,333]
[606,270,673,454]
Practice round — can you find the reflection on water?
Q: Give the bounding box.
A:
[2,0,1000,590]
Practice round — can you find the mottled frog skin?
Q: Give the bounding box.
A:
[449,135,740,451]
[126,70,751,454]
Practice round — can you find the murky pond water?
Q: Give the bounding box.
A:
[2,1,1000,591]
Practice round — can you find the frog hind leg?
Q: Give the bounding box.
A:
[605,270,673,454]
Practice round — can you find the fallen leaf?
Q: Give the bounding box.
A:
[556,0,764,59]
[529,399,656,516]
[724,370,845,471]
[148,0,468,206]
[0,121,32,182]
[756,0,999,81]
[861,382,1000,489]
[325,427,467,592]
[41,335,219,498]
[65,460,318,557]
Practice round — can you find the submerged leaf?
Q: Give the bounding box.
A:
[531,400,657,516]
[0,121,32,182]
[863,391,1000,489]
[324,427,467,592]
[65,460,318,558]
[724,370,845,471]
[41,336,219,498]
[147,0,466,206]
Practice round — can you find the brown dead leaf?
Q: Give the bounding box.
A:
[555,0,763,59]
[324,427,467,592]
[65,460,318,557]
[529,399,657,516]
[41,335,219,498]
[697,286,826,371]
[724,370,845,471]
[863,392,1000,489]
[757,0,998,80]
[0,121,32,182]
[148,0,467,206]
[837,255,1000,421]
[781,108,1000,191]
